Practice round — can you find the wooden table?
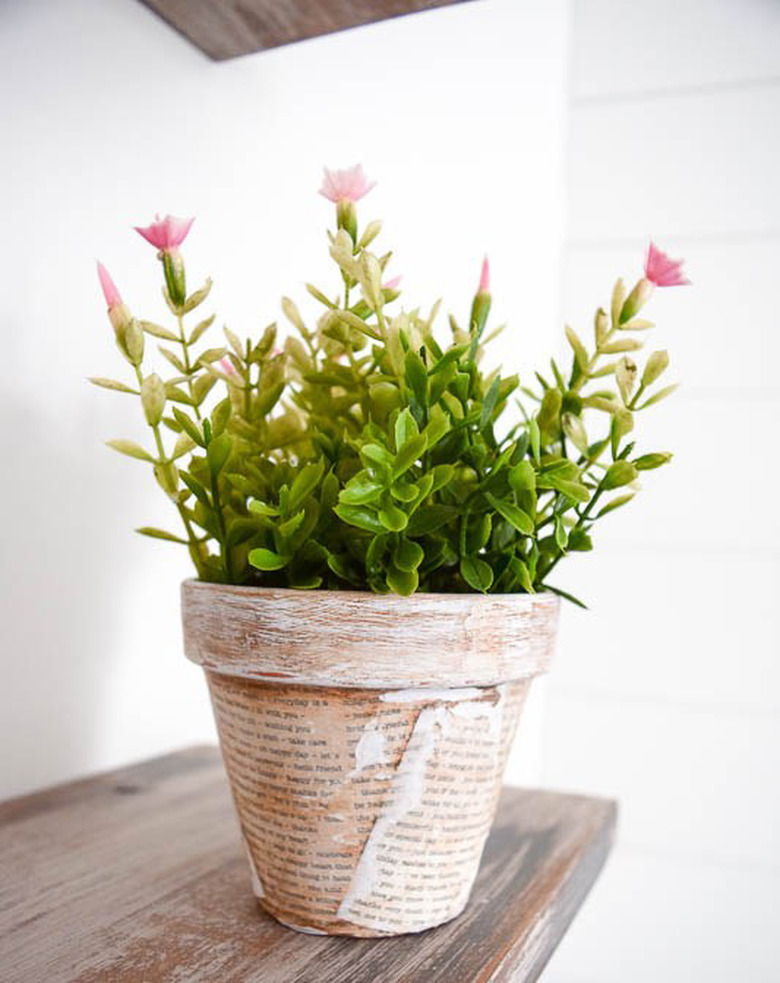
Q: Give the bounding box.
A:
[0,747,616,982]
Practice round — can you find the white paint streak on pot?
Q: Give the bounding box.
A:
[181,581,559,937]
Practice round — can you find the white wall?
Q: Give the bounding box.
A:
[0,0,569,798]
[542,2,780,981]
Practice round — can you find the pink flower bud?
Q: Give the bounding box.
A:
[97,261,132,334]
[319,165,376,204]
[97,261,122,308]
[478,256,490,294]
[383,275,402,292]
[644,241,690,287]
[220,356,237,377]
[134,214,195,252]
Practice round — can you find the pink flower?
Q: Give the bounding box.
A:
[319,165,376,204]
[478,255,490,294]
[134,214,195,252]
[96,261,122,308]
[220,356,237,377]
[383,275,402,292]
[644,241,690,287]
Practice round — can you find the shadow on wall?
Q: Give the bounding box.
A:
[0,396,131,796]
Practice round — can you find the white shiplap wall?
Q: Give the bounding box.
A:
[542,2,780,981]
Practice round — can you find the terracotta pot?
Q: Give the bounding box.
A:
[181,580,559,937]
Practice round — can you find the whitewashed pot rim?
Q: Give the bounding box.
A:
[181,579,559,690]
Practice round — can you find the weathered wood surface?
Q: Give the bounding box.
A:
[0,747,615,982]
[182,581,560,688]
[139,0,472,60]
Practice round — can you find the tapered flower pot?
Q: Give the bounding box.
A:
[181,580,559,937]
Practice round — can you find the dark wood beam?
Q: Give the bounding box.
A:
[138,0,473,61]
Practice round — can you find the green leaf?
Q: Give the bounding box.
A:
[509,461,536,494]
[479,375,501,428]
[541,583,588,609]
[485,493,534,536]
[207,433,232,475]
[306,283,337,308]
[158,346,186,374]
[601,338,643,354]
[386,563,418,597]
[289,460,325,511]
[554,515,568,550]
[394,407,419,450]
[529,417,541,464]
[393,538,424,572]
[211,398,231,438]
[189,314,216,344]
[642,350,669,387]
[634,452,673,471]
[180,472,211,507]
[182,278,212,313]
[248,548,288,571]
[565,324,589,371]
[334,504,386,534]
[390,480,418,502]
[421,404,450,448]
[603,461,638,490]
[378,502,408,532]
[392,433,427,478]
[140,320,179,342]
[106,439,154,462]
[460,556,493,593]
[509,557,534,592]
[278,510,305,538]
[538,473,591,503]
[361,443,394,470]
[136,526,188,544]
[404,349,428,406]
[597,493,634,517]
[327,553,359,584]
[340,474,384,505]
[171,411,199,449]
[165,383,195,406]
[429,464,455,492]
[638,383,678,409]
[89,377,137,394]
[248,499,279,517]
[407,504,458,536]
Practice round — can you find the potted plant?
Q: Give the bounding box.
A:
[92,166,688,937]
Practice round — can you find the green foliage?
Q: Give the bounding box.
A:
[92,198,678,600]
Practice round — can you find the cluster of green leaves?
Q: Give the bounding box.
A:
[93,202,676,602]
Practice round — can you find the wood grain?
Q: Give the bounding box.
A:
[0,747,616,982]
[138,0,472,60]
[181,581,560,689]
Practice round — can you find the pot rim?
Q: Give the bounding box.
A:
[181,579,559,690]
[181,577,559,604]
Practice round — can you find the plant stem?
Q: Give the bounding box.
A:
[176,310,202,420]
[134,363,205,577]
[210,468,234,583]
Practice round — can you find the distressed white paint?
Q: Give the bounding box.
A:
[380,686,485,704]
[337,704,449,929]
[352,726,387,772]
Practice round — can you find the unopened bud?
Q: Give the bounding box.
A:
[620,277,654,324]
[336,199,358,242]
[162,249,187,308]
